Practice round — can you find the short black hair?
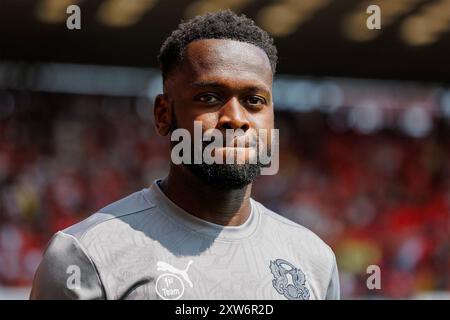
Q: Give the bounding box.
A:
[158,10,278,81]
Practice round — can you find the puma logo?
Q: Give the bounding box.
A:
[156,260,194,288]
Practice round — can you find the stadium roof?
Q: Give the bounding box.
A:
[0,0,449,83]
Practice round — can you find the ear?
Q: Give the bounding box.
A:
[153,93,173,136]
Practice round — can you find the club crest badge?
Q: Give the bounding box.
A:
[270,258,310,300]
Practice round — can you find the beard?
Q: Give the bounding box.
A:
[185,161,262,190]
[169,113,270,190]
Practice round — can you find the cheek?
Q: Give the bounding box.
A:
[173,96,217,126]
[253,110,274,130]
[194,112,219,130]
[253,112,275,146]
[175,109,219,132]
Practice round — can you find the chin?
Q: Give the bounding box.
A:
[185,163,261,190]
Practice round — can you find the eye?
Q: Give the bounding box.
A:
[198,94,220,104]
[244,96,266,106]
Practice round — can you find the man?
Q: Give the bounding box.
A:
[30,10,339,300]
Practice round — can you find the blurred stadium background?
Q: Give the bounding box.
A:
[0,0,449,299]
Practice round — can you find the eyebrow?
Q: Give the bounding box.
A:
[191,80,270,95]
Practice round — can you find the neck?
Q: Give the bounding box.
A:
[159,165,252,226]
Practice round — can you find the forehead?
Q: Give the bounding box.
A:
[174,39,273,88]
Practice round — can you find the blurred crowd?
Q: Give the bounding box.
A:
[0,92,449,298]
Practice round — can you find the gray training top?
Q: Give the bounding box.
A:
[30,179,340,300]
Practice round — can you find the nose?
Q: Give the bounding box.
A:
[217,97,250,132]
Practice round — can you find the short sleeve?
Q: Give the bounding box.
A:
[30,231,105,300]
[325,253,340,300]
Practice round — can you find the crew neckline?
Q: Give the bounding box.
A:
[141,179,260,241]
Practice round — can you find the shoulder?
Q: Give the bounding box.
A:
[30,231,105,299]
[253,199,339,298]
[253,199,336,264]
[63,189,156,241]
[255,200,332,249]
[31,189,158,299]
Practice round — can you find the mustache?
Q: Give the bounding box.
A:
[201,135,259,149]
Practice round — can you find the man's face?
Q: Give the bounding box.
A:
[159,39,274,189]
